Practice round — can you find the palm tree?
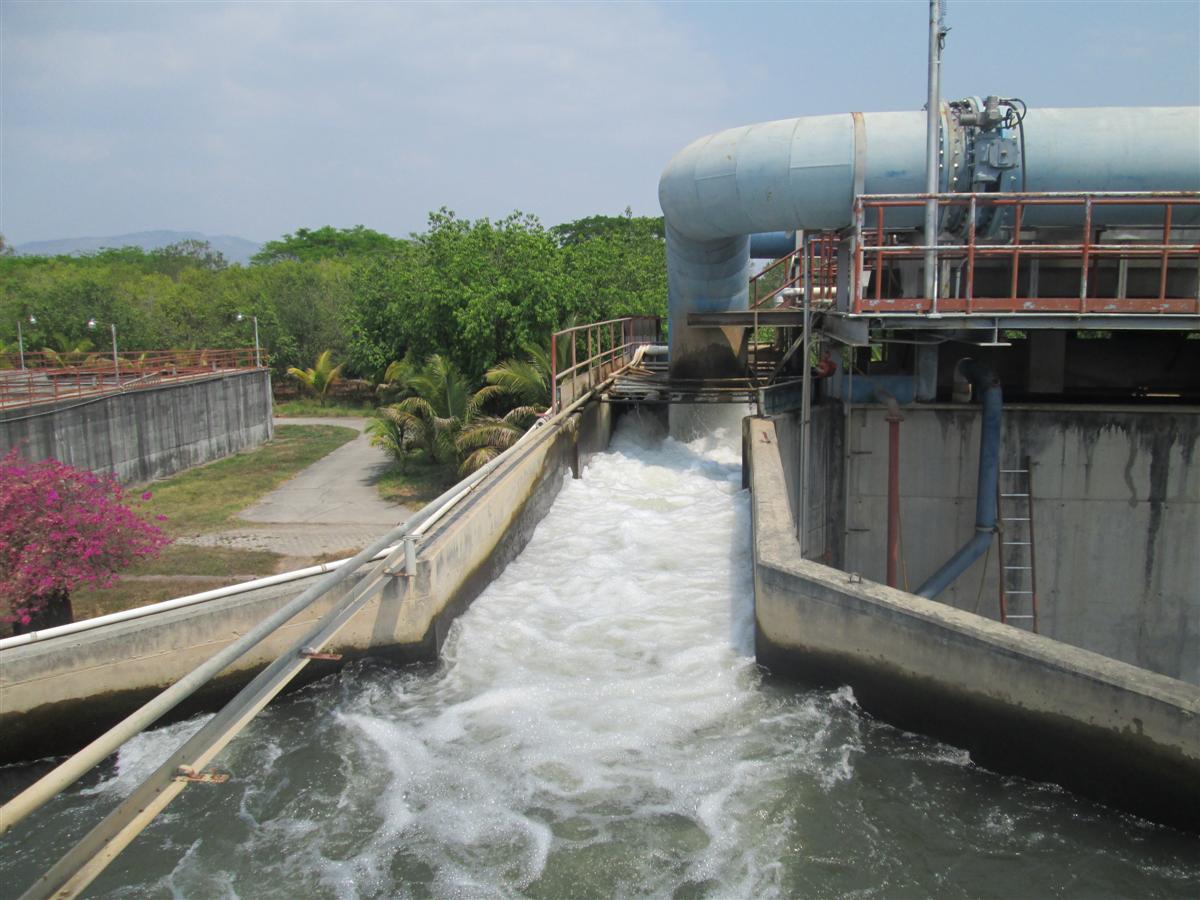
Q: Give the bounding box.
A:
[375,352,417,404]
[477,342,551,410]
[286,349,344,404]
[455,408,537,476]
[368,354,480,467]
[455,339,571,476]
[41,337,95,367]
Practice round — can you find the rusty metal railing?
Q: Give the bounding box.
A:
[851,191,1200,316]
[549,316,660,414]
[0,348,263,410]
[749,234,839,310]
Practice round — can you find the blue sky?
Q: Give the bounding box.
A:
[2,0,1197,244]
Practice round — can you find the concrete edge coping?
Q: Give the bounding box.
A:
[746,415,1200,715]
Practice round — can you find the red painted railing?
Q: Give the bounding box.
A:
[0,348,264,410]
[549,317,660,413]
[749,234,839,310]
[851,191,1200,316]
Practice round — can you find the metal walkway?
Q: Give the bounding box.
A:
[604,359,759,406]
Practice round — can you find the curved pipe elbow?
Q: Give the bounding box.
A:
[916,530,994,599]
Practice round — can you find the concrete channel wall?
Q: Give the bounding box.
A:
[775,401,1200,685]
[857,404,1200,683]
[0,370,274,483]
[745,415,1200,831]
[0,400,613,764]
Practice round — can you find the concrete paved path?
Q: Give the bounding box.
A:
[180,417,414,559]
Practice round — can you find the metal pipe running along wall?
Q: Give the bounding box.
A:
[658,105,1200,377]
[915,359,1002,599]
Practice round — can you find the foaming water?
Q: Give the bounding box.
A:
[2,414,1197,898]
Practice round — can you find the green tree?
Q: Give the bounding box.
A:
[455,410,532,476]
[375,352,418,403]
[549,207,664,246]
[149,239,227,277]
[557,209,667,325]
[476,342,554,413]
[456,341,573,476]
[346,209,566,383]
[253,225,403,264]
[41,337,95,367]
[287,350,345,404]
[368,354,479,468]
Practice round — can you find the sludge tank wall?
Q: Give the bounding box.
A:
[0,370,274,483]
[745,415,1200,832]
[772,402,1200,685]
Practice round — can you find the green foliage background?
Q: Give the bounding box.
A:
[1,209,666,384]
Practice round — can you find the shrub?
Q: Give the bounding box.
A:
[0,450,171,631]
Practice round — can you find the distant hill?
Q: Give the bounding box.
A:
[13,231,262,266]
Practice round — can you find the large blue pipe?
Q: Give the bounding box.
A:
[659,105,1200,377]
[915,360,1001,599]
[749,231,795,259]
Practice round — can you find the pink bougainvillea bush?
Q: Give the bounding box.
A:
[0,449,171,631]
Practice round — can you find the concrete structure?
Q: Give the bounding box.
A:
[773,401,1200,685]
[0,399,613,764]
[746,414,1200,831]
[0,370,273,483]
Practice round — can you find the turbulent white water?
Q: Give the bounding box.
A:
[3,413,1198,898]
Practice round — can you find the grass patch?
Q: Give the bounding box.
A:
[274,398,376,418]
[72,578,247,621]
[125,545,282,577]
[139,424,357,535]
[309,548,368,565]
[72,547,281,621]
[376,458,456,507]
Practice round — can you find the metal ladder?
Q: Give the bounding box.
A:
[997,456,1040,632]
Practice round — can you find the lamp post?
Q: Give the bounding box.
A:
[88,319,120,382]
[236,313,261,367]
[16,315,36,370]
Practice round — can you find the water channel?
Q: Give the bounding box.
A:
[2,415,1197,897]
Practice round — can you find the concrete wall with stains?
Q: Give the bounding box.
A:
[746,415,1200,832]
[773,404,844,568]
[0,370,274,483]
[828,404,1199,684]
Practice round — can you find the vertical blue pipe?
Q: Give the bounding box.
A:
[916,360,1001,599]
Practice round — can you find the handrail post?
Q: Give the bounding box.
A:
[852,197,864,313]
[1080,196,1094,312]
[923,0,945,317]
[798,231,808,309]
[875,205,885,303]
[1158,201,1173,304]
[404,536,417,576]
[966,194,977,313]
[550,332,558,414]
[1010,199,1024,308]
